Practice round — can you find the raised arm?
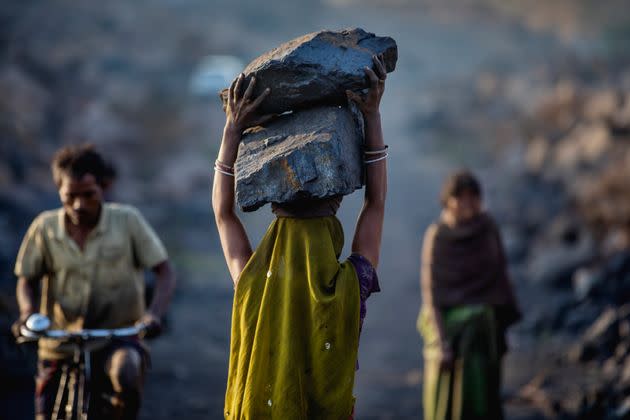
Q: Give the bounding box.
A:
[212,75,272,285]
[347,55,388,268]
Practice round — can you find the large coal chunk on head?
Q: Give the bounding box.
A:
[220,28,397,114]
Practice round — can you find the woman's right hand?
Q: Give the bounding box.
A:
[224,74,274,140]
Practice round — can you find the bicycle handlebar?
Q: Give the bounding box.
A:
[19,324,146,342]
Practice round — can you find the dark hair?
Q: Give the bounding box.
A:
[51,144,116,188]
[440,170,482,207]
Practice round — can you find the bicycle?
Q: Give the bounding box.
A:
[18,314,147,420]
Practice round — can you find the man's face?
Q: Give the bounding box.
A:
[59,174,104,226]
[446,190,482,223]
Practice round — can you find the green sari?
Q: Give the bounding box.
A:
[418,305,502,420]
[224,216,360,419]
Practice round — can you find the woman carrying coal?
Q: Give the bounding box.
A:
[211,55,388,419]
[418,171,521,420]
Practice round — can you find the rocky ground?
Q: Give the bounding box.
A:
[494,61,630,419]
[1,1,629,419]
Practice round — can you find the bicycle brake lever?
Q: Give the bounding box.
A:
[136,322,148,338]
[16,336,35,344]
[19,325,41,339]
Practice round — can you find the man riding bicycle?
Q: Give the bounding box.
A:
[12,144,176,420]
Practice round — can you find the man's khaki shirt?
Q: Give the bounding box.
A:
[14,203,168,360]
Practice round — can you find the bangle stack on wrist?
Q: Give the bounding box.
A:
[214,159,235,177]
[363,145,388,164]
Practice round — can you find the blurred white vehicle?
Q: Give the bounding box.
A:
[189,55,245,96]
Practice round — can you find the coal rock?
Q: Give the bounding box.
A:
[234,105,364,212]
[567,306,630,363]
[220,28,397,114]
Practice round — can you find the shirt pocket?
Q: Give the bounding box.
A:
[53,267,88,322]
[98,240,130,287]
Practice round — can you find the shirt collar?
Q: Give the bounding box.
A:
[55,204,108,239]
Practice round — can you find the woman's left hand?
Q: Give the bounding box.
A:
[346,54,387,119]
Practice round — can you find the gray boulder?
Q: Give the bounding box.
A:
[235,105,364,211]
[220,28,397,114]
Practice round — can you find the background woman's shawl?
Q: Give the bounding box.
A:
[421,213,521,325]
[224,216,360,419]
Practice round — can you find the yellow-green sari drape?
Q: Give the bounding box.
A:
[225,216,360,419]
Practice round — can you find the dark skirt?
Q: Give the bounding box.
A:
[418,305,503,420]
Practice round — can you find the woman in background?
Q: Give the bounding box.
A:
[418,170,521,420]
[212,55,388,419]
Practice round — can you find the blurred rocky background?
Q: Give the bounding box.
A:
[1,0,629,419]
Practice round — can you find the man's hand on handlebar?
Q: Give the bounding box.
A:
[137,312,162,339]
[11,312,33,339]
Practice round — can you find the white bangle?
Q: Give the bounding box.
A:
[364,145,389,155]
[214,167,235,177]
[364,153,388,164]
